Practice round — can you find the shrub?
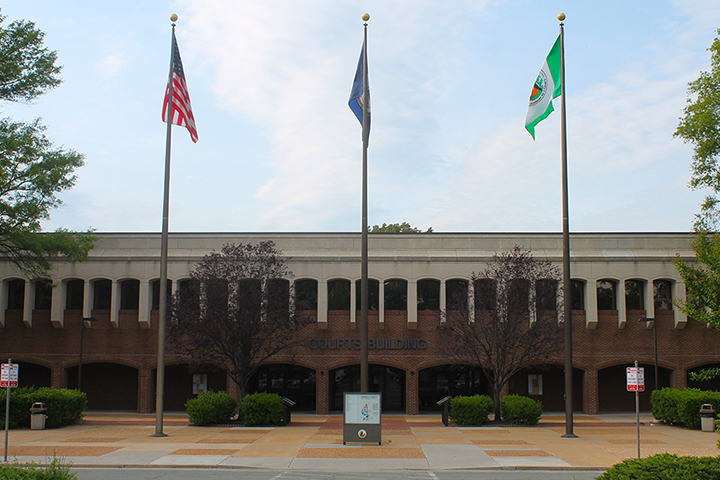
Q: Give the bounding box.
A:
[0,458,76,479]
[500,394,542,425]
[677,390,720,429]
[240,392,285,426]
[0,387,86,429]
[597,453,720,479]
[651,387,688,424]
[185,390,237,426]
[449,395,493,426]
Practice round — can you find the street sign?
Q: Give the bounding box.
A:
[0,363,18,388]
[626,366,644,392]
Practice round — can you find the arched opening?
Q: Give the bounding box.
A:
[330,364,405,412]
[508,365,583,412]
[66,362,139,410]
[598,364,672,411]
[17,362,51,389]
[247,364,316,411]
[158,364,227,411]
[688,364,720,391]
[418,365,489,412]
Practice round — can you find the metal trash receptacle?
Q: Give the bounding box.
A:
[700,403,716,432]
[30,402,47,430]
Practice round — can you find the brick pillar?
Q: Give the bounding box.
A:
[584,367,599,414]
[406,370,418,415]
[227,375,240,402]
[137,366,153,413]
[674,367,687,390]
[316,369,329,415]
[51,364,65,389]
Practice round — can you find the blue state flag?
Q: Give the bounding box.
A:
[349,45,370,138]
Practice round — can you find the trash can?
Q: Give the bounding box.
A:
[700,404,716,432]
[30,402,47,430]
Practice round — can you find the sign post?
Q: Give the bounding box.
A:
[343,392,381,445]
[2,359,19,462]
[627,361,644,458]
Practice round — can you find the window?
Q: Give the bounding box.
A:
[237,279,261,312]
[597,280,616,310]
[625,280,644,311]
[34,279,52,310]
[447,279,468,311]
[417,279,440,311]
[267,279,290,319]
[474,279,496,310]
[654,280,672,311]
[536,279,557,311]
[355,279,379,310]
[65,279,84,310]
[508,278,530,311]
[7,280,24,310]
[120,280,139,310]
[384,280,407,310]
[151,279,172,310]
[570,280,584,310]
[294,279,317,311]
[93,279,112,310]
[327,279,350,311]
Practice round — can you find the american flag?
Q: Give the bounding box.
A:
[162,30,198,143]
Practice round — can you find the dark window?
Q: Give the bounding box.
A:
[66,279,84,310]
[597,280,616,310]
[570,280,584,310]
[625,280,644,310]
[151,279,173,310]
[508,279,530,311]
[294,279,317,311]
[536,279,557,311]
[654,280,672,310]
[93,279,112,310]
[120,280,139,310]
[384,280,407,310]
[328,279,350,311]
[177,279,199,310]
[474,279,496,310]
[447,279,468,311]
[355,279,379,310]
[417,279,440,311]
[237,279,262,312]
[7,280,24,310]
[34,279,52,310]
[267,279,290,319]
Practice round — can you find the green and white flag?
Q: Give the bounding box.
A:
[525,35,562,139]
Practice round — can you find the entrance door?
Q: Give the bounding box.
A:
[330,364,405,412]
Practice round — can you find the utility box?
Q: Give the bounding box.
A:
[700,404,716,432]
[30,402,47,430]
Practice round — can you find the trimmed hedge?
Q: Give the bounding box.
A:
[185,390,238,426]
[500,394,542,425]
[449,395,493,426]
[240,392,285,426]
[651,387,720,429]
[597,453,720,479]
[0,387,86,429]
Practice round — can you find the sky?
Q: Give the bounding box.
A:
[3,0,720,234]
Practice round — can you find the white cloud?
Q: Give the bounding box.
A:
[95,52,127,80]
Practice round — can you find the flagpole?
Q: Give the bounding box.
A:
[360,13,370,394]
[558,12,577,439]
[153,14,177,438]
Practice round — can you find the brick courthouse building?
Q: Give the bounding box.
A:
[1,232,718,415]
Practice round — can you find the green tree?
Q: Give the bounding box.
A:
[369,222,433,233]
[675,29,720,230]
[0,11,93,278]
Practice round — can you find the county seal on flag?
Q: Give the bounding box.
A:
[525,35,562,139]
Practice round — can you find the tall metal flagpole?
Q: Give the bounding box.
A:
[153,14,177,438]
[360,13,370,393]
[558,12,577,439]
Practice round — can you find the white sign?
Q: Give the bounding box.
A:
[626,367,645,392]
[344,393,381,424]
[0,364,18,388]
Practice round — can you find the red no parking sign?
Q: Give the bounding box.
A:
[627,366,645,392]
[0,363,18,388]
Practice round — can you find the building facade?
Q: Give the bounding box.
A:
[0,232,717,415]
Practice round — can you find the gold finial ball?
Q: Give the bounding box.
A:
[557,12,566,21]
[362,13,370,21]
[170,13,178,22]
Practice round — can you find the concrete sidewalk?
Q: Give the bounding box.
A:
[3,412,719,471]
